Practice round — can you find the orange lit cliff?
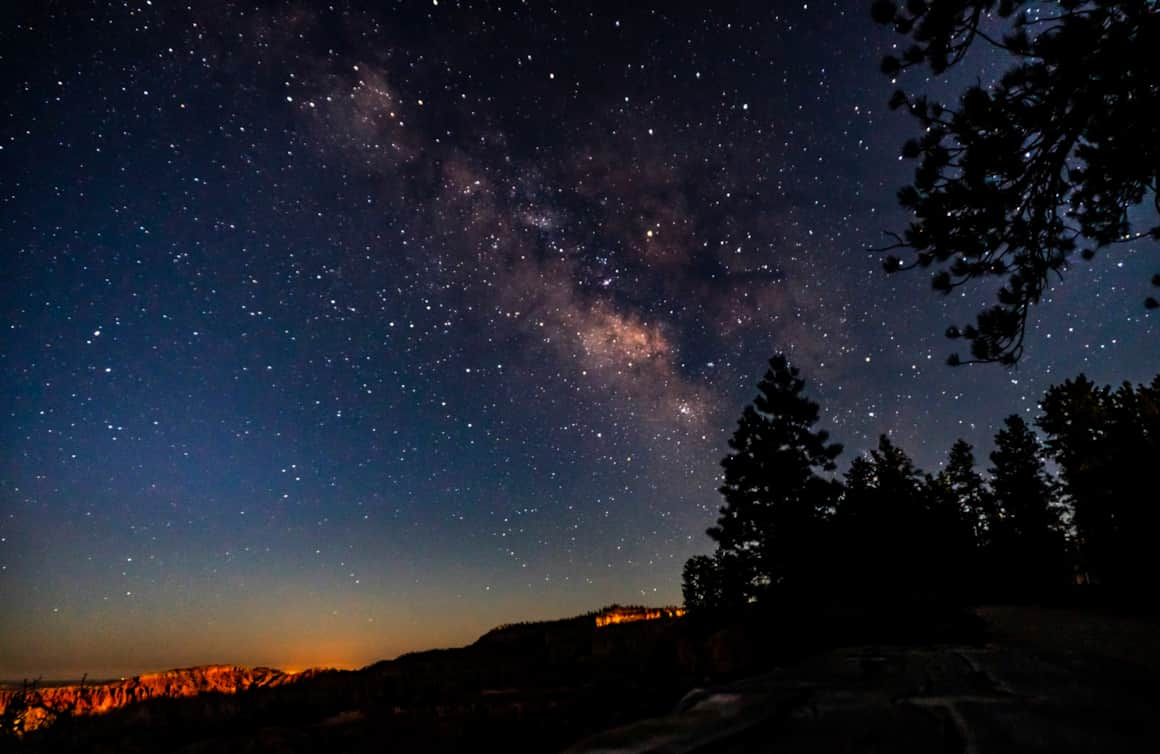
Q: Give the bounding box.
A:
[594,605,685,627]
[0,665,309,732]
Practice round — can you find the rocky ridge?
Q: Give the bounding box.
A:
[0,665,307,732]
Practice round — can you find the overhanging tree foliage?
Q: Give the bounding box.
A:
[873,0,1160,364]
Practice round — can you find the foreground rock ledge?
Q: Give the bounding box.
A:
[566,641,1160,753]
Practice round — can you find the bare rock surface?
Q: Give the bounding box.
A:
[566,608,1160,753]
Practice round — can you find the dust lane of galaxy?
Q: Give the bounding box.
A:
[1,2,1155,678]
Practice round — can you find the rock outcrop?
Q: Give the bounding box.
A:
[566,641,1160,753]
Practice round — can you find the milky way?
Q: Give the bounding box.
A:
[2,2,1155,678]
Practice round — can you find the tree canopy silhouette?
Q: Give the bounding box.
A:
[1038,374,1160,586]
[681,552,750,612]
[681,352,1160,612]
[838,435,931,589]
[872,0,1160,364]
[837,435,977,592]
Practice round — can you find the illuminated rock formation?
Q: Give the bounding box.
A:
[594,605,685,628]
[0,665,308,733]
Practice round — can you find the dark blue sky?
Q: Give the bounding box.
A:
[2,1,1155,678]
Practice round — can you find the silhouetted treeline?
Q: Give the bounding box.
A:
[684,355,1160,610]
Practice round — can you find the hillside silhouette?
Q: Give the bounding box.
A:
[2,600,987,753]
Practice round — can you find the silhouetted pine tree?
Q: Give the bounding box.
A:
[1104,378,1160,587]
[836,435,933,593]
[924,441,986,594]
[1038,374,1160,587]
[1037,376,1115,585]
[708,354,842,599]
[930,439,995,594]
[681,552,750,613]
[988,415,1070,592]
[937,439,993,548]
[841,456,876,499]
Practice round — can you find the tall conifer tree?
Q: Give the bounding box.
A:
[938,439,992,547]
[989,415,1069,589]
[709,354,842,597]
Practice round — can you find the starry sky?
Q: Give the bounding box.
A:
[2,1,1156,679]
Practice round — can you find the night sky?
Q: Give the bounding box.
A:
[2,1,1155,679]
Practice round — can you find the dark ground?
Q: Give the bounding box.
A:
[5,600,1158,753]
[570,607,1160,753]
